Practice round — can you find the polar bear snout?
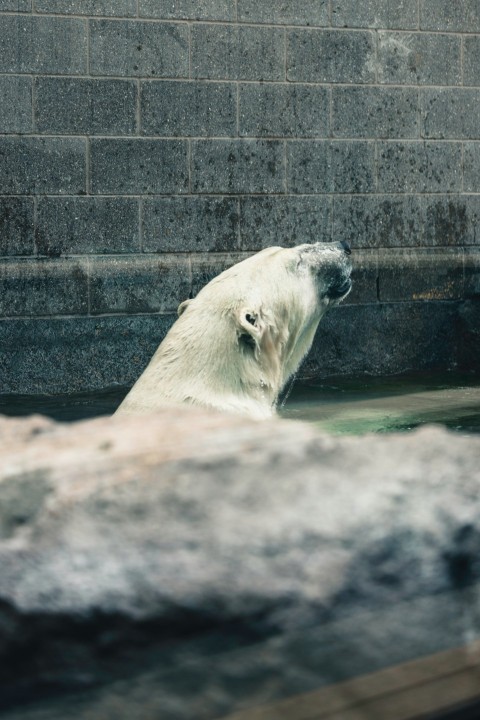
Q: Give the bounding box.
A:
[331,245,352,298]
[304,241,353,302]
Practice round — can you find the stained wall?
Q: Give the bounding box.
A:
[1,1,480,392]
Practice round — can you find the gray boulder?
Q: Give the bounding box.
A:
[1,409,480,718]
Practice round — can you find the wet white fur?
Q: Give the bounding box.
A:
[115,244,351,419]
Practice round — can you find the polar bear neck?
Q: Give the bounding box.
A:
[115,243,347,419]
[121,286,325,419]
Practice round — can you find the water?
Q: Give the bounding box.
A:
[1,371,480,435]
[280,370,480,435]
[0,387,128,422]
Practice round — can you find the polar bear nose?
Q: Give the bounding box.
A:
[338,240,351,255]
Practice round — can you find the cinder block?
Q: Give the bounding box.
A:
[142,197,239,253]
[464,248,480,297]
[343,249,378,305]
[238,0,328,26]
[377,248,464,302]
[422,89,480,140]
[191,24,285,81]
[420,0,480,32]
[89,255,191,315]
[0,1,31,10]
[332,0,417,29]
[139,0,234,20]
[36,198,139,256]
[333,195,423,249]
[335,194,480,249]
[240,196,332,250]
[191,252,249,298]
[287,141,375,194]
[0,315,175,394]
[462,144,480,193]
[141,81,236,137]
[90,20,189,78]
[0,259,88,317]
[239,84,329,138]
[0,138,85,195]
[378,32,461,86]
[377,141,462,193]
[35,0,136,14]
[0,16,86,74]
[464,36,480,87]
[191,140,285,194]
[0,76,32,134]
[0,198,34,256]
[90,139,188,195]
[458,299,480,372]
[332,87,419,138]
[305,302,459,379]
[35,78,137,135]
[287,29,375,83]
[422,196,480,247]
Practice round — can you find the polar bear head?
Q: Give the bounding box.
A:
[116,241,352,419]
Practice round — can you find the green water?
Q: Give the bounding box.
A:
[1,371,480,435]
[279,370,480,435]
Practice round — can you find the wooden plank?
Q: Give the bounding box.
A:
[218,640,480,720]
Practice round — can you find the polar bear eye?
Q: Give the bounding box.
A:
[245,313,256,326]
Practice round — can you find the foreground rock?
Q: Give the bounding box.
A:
[1,409,480,719]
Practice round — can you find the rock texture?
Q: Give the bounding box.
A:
[1,409,480,718]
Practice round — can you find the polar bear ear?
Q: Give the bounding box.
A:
[177,299,191,317]
[236,308,265,352]
[237,308,262,334]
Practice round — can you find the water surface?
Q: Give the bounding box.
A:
[280,370,480,435]
[2,371,480,435]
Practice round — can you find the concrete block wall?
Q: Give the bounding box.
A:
[1,1,480,394]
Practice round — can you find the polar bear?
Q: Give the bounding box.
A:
[116,241,352,419]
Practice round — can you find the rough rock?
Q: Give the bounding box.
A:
[1,409,480,718]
